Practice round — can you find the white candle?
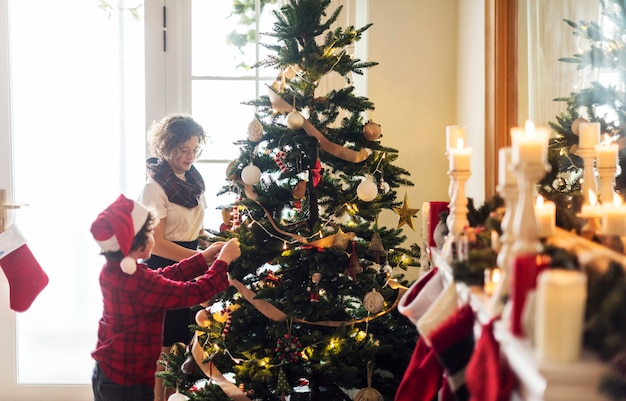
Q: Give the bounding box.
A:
[579,122,600,149]
[535,269,587,363]
[446,125,466,152]
[484,267,501,296]
[534,195,556,237]
[511,120,550,166]
[580,190,602,217]
[448,137,472,171]
[595,135,618,169]
[498,147,516,186]
[601,194,626,235]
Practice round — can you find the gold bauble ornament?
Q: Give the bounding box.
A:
[363,120,382,141]
[354,361,383,401]
[195,309,211,328]
[247,118,264,142]
[363,289,385,314]
[286,110,305,129]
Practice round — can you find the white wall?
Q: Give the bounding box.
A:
[367,0,464,247]
[458,0,485,205]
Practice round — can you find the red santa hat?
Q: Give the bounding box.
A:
[90,194,149,274]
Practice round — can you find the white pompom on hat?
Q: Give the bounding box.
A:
[90,194,149,274]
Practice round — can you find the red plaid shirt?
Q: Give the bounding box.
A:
[91,253,229,386]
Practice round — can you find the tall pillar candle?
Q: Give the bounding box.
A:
[534,195,556,238]
[601,195,626,235]
[535,269,587,363]
[579,122,600,149]
[511,120,550,166]
[448,138,472,171]
[595,139,618,169]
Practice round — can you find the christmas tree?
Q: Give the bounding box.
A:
[540,0,626,197]
[159,1,419,400]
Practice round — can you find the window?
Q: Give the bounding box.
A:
[187,0,279,231]
[1,0,145,397]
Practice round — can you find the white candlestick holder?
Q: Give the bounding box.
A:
[512,161,549,256]
[443,170,470,261]
[577,147,597,204]
[596,166,616,204]
[490,182,518,314]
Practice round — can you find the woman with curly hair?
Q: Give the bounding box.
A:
[138,114,208,401]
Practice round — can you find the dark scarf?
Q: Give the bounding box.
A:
[146,157,205,208]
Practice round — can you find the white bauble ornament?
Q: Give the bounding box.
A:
[247,119,264,142]
[241,164,262,185]
[168,391,189,401]
[357,178,378,202]
[363,289,385,314]
[363,120,382,141]
[286,110,305,129]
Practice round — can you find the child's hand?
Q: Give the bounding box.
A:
[217,238,241,265]
[201,241,224,263]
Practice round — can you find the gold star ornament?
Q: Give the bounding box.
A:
[394,193,419,230]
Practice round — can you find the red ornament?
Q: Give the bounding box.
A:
[275,333,303,363]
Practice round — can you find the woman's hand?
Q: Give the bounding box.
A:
[216,238,241,265]
[201,241,225,264]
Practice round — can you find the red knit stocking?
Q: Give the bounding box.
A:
[466,318,516,401]
[0,225,49,312]
[395,337,443,401]
[429,304,475,401]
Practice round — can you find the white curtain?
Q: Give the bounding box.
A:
[521,0,600,127]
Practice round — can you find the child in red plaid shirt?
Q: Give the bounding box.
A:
[90,194,240,401]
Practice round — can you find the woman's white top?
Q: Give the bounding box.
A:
[138,175,206,242]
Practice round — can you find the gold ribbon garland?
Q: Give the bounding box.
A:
[267,85,370,163]
[252,199,309,244]
[230,278,408,327]
[191,279,408,398]
[191,334,252,401]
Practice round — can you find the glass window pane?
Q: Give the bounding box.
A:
[191,0,279,78]
[194,162,238,232]
[9,0,145,384]
[192,80,258,160]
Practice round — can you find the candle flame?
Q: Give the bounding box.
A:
[492,268,501,283]
[614,193,623,207]
[588,190,598,206]
[456,137,464,149]
[535,195,544,208]
[525,120,536,138]
[602,133,611,145]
